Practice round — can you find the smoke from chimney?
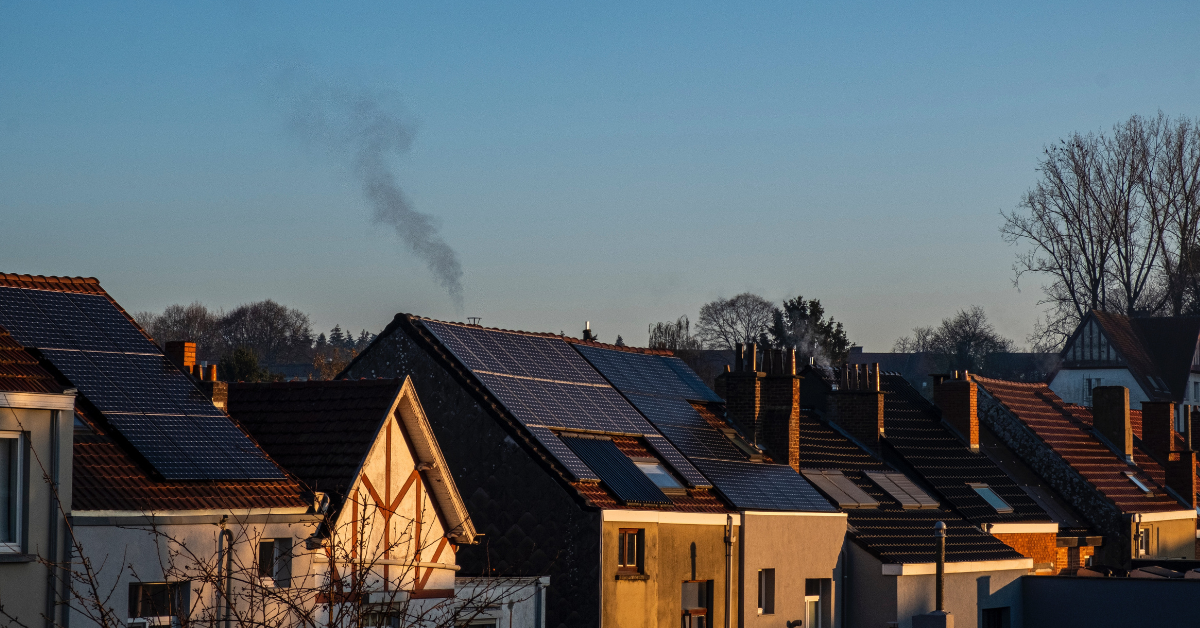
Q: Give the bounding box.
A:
[279,70,465,310]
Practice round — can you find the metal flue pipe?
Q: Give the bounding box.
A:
[934,521,946,612]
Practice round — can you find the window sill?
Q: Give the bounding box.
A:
[0,553,36,563]
[614,573,649,581]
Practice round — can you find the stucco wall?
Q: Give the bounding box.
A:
[70,517,320,628]
[844,542,897,628]
[344,325,602,628]
[1140,517,1196,560]
[894,568,1024,628]
[0,406,72,628]
[1049,369,1147,408]
[601,518,736,628]
[739,512,846,628]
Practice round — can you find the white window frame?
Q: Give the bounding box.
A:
[0,430,24,554]
[805,594,822,628]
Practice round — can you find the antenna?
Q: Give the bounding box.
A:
[467,317,481,325]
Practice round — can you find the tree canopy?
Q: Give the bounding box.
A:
[893,306,1016,373]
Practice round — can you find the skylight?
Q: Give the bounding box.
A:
[968,483,1014,514]
[1124,472,1152,493]
[635,461,684,490]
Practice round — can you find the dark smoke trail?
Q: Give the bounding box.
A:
[282,74,464,309]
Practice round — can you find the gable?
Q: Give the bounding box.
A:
[1063,316,1124,366]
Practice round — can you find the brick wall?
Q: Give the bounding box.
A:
[992,532,1058,573]
[719,371,763,440]
[760,374,800,471]
[1056,545,1095,572]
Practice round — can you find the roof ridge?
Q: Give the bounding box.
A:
[416,315,674,355]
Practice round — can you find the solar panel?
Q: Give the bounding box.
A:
[0,286,284,480]
[622,392,708,428]
[693,458,835,512]
[560,435,671,506]
[653,423,746,461]
[801,470,878,509]
[524,426,600,481]
[663,357,724,403]
[865,471,941,509]
[643,434,713,488]
[475,372,656,435]
[575,345,703,399]
[424,321,607,384]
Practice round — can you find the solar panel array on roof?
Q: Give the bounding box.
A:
[693,458,836,512]
[802,469,879,509]
[421,321,712,489]
[0,286,282,480]
[864,471,940,510]
[561,435,671,506]
[525,426,600,482]
[574,345,722,402]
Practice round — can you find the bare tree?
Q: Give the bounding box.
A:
[220,301,314,365]
[695,294,774,350]
[647,316,703,351]
[893,306,1016,373]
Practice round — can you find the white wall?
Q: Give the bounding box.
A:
[1049,369,1147,408]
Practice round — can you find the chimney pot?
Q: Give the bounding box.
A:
[735,343,744,372]
[748,343,758,373]
[206,364,218,382]
[1092,386,1134,462]
[191,363,202,379]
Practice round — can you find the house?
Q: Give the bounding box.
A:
[1050,311,1200,426]
[227,378,545,625]
[338,315,847,628]
[0,274,319,628]
[974,376,1198,569]
[0,325,76,628]
[718,349,1046,628]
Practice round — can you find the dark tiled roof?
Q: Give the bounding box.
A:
[73,433,307,511]
[0,325,63,393]
[796,409,1024,564]
[974,376,1186,514]
[879,374,1051,525]
[1081,311,1200,402]
[227,379,403,502]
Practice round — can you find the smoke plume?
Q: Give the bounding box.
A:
[282,74,464,310]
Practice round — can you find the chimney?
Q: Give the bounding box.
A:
[829,363,885,449]
[1140,401,1177,460]
[1092,386,1133,463]
[934,371,978,450]
[165,341,196,374]
[760,348,802,471]
[1166,451,1198,509]
[195,362,228,410]
[716,343,764,443]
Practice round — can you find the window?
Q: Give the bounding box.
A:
[968,483,1014,514]
[1083,378,1102,403]
[617,529,644,573]
[1124,472,1152,494]
[257,539,292,587]
[634,460,684,492]
[128,582,189,628]
[1194,382,1199,402]
[981,607,1010,628]
[756,568,775,615]
[805,579,823,628]
[0,432,23,553]
[1137,528,1150,556]
[681,581,711,628]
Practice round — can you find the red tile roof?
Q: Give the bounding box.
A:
[0,325,63,393]
[73,433,307,511]
[974,376,1185,514]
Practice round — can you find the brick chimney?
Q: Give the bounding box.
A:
[1140,401,1177,460]
[934,371,978,450]
[829,363,885,449]
[1092,386,1133,463]
[165,341,196,374]
[716,343,765,442]
[760,348,802,471]
[194,361,228,410]
[1165,451,1197,509]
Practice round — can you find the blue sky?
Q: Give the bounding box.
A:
[3,2,1199,349]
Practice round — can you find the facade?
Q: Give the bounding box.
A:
[975,376,1198,569]
[339,316,847,628]
[0,327,76,628]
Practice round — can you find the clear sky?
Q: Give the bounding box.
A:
[3,2,1199,349]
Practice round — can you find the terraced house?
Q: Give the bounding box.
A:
[340,316,848,628]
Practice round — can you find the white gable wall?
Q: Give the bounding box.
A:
[1050,368,1149,408]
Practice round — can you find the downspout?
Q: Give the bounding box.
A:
[45,410,61,628]
[218,528,234,628]
[723,516,731,628]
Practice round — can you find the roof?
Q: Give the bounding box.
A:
[228,379,405,500]
[973,376,1187,514]
[228,377,477,541]
[0,325,63,393]
[73,431,307,511]
[796,409,1026,564]
[0,272,285,481]
[877,373,1052,525]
